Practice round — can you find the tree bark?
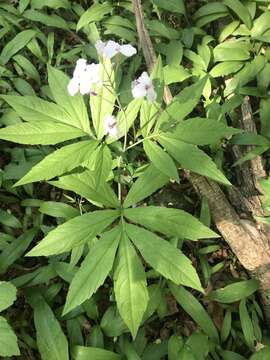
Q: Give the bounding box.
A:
[132,0,270,322]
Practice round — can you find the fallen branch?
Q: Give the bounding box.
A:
[132,0,270,321]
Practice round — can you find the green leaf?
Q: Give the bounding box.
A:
[168,335,184,360]
[26,210,119,256]
[157,77,207,129]
[166,117,240,145]
[64,226,120,314]
[77,3,112,31]
[15,140,98,186]
[143,139,179,181]
[90,58,116,139]
[221,351,246,360]
[213,41,250,62]
[23,9,69,29]
[0,316,20,357]
[0,208,21,228]
[124,206,218,241]
[33,296,69,360]
[251,11,270,38]
[223,0,252,29]
[48,65,91,134]
[152,0,185,15]
[210,61,244,78]
[13,54,40,83]
[219,21,240,42]
[50,168,119,208]
[123,164,169,208]
[208,279,260,303]
[1,95,80,128]
[0,282,17,312]
[169,283,219,343]
[0,121,86,145]
[0,228,37,274]
[114,226,148,338]
[239,299,255,348]
[194,2,228,20]
[164,64,190,85]
[221,308,231,343]
[31,0,70,9]
[71,346,121,360]
[250,346,270,360]
[186,331,209,360]
[107,98,142,143]
[39,201,80,219]
[0,29,36,65]
[93,144,112,187]
[126,223,203,291]
[159,135,231,185]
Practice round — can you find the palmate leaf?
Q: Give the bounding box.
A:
[0,121,86,145]
[26,210,120,256]
[158,135,231,185]
[15,140,98,186]
[114,225,148,338]
[64,226,121,314]
[126,223,203,292]
[47,65,91,134]
[124,206,218,240]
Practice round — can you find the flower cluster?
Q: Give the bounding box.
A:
[67,40,157,137]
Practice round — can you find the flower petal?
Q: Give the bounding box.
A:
[95,40,105,55]
[73,58,87,79]
[103,40,120,59]
[146,86,157,103]
[132,81,146,99]
[67,78,79,96]
[120,44,137,57]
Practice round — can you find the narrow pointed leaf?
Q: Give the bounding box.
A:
[114,227,148,338]
[64,226,120,314]
[26,210,119,256]
[71,346,121,360]
[124,206,218,240]
[126,223,203,291]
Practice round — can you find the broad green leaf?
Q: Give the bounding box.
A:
[90,58,116,139]
[39,201,80,219]
[13,54,40,83]
[159,135,231,185]
[157,77,207,130]
[251,11,270,38]
[114,227,148,338]
[223,0,252,29]
[126,223,203,291]
[23,9,69,29]
[250,346,270,360]
[0,29,36,65]
[64,226,120,314]
[50,168,119,208]
[213,41,250,62]
[208,279,260,303]
[0,282,17,312]
[48,65,91,134]
[124,206,218,240]
[33,296,69,360]
[219,21,240,42]
[107,98,142,143]
[164,64,190,85]
[123,164,169,208]
[168,335,184,360]
[194,2,228,20]
[71,346,121,360]
[93,144,112,187]
[169,283,219,343]
[31,0,70,9]
[0,228,37,274]
[0,316,20,357]
[27,210,119,256]
[210,61,244,78]
[0,121,85,145]
[239,299,254,348]
[143,139,179,181]
[224,55,265,96]
[152,0,185,15]
[100,305,127,337]
[77,3,112,31]
[15,140,98,186]
[1,95,80,128]
[166,117,240,145]
[0,208,21,228]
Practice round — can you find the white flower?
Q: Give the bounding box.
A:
[95,40,137,59]
[131,72,157,103]
[104,115,119,137]
[67,58,101,96]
